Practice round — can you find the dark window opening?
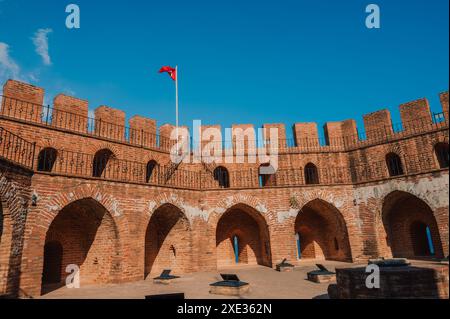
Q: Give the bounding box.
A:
[434,143,449,169]
[37,148,57,172]
[259,163,275,187]
[214,166,230,188]
[146,160,158,183]
[42,241,63,284]
[304,163,319,185]
[93,149,114,178]
[386,153,404,177]
[334,238,339,251]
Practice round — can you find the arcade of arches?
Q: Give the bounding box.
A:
[1,183,447,297]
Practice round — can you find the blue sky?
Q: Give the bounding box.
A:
[0,0,448,140]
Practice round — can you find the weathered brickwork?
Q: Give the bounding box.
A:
[0,160,33,296]
[0,79,448,298]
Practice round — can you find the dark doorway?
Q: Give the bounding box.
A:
[42,241,63,284]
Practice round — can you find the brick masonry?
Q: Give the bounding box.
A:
[0,80,448,298]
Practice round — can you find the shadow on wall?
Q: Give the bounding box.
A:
[216,204,272,268]
[144,203,193,278]
[382,191,444,260]
[295,199,353,262]
[40,198,122,296]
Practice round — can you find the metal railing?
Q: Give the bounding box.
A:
[30,143,448,189]
[1,94,448,155]
[0,95,173,151]
[0,127,35,169]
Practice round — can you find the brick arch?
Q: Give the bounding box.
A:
[385,142,405,158]
[290,189,353,213]
[369,184,440,212]
[143,153,163,166]
[87,142,121,157]
[144,202,193,277]
[380,190,445,259]
[146,192,189,222]
[208,193,274,226]
[41,198,123,294]
[430,133,449,144]
[295,198,353,262]
[36,138,59,149]
[355,180,449,259]
[20,184,129,297]
[142,154,173,179]
[214,202,273,268]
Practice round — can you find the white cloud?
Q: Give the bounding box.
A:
[32,28,53,66]
[0,42,21,81]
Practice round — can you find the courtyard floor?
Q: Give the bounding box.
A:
[40,260,358,299]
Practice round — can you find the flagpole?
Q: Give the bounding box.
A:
[176,65,179,146]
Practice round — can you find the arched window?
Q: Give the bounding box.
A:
[37,148,57,172]
[386,153,404,177]
[214,166,230,188]
[434,142,449,169]
[146,160,158,183]
[92,149,114,178]
[304,163,319,185]
[259,163,276,187]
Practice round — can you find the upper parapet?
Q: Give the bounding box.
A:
[53,94,89,132]
[441,92,449,120]
[0,79,448,152]
[1,80,44,122]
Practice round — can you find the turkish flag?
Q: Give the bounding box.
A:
[159,66,177,81]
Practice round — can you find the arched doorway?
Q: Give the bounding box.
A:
[382,191,444,259]
[41,198,121,294]
[294,199,352,262]
[144,204,192,278]
[216,204,272,268]
[42,241,63,285]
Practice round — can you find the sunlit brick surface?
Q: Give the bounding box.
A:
[0,80,448,298]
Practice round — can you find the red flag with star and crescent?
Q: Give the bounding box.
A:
[159,66,177,81]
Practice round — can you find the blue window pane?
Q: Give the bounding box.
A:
[426,227,435,256]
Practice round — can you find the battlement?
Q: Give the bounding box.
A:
[0,80,448,153]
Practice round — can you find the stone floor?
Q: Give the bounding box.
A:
[40,260,357,299]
